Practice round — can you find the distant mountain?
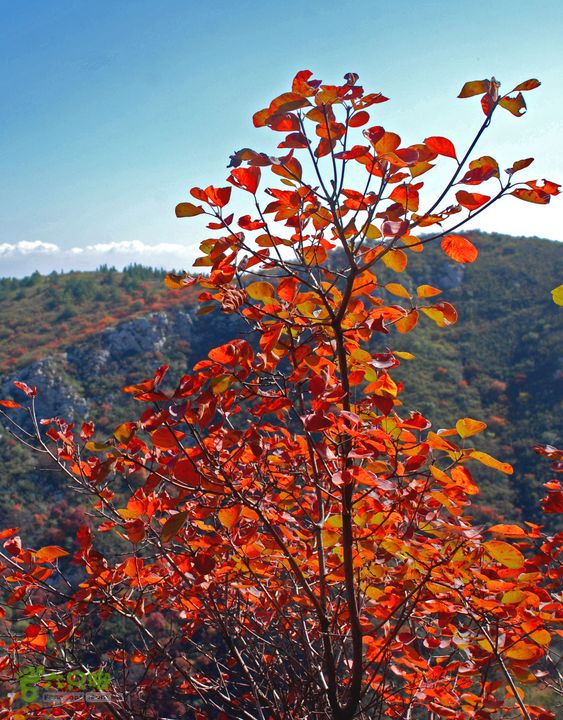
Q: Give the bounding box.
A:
[0,233,561,545]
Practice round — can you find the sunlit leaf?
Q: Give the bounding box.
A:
[421,302,457,327]
[382,248,407,272]
[456,417,487,438]
[395,310,418,333]
[385,283,411,299]
[551,285,563,305]
[35,546,70,562]
[424,136,457,159]
[416,284,441,298]
[484,540,525,569]
[218,505,242,530]
[488,524,527,537]
[471,451,513,474]
[246,281,276,302]
[151,427,185,450]
[455,190,490,211]
[441,235,478,263]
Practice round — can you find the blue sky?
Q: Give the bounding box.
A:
[1,0,561,277]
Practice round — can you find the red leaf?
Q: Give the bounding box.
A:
[455,190,490,211]
[424,136,457,160]
[125,519,145,544]
[228,167,261,194]
[0,399,21,408]
[349,111,370,127]
[14,381,37,397]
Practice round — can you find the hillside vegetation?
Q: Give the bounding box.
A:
[0,231,561,544]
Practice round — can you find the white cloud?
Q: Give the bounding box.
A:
[0,240,199,277]
[0,240,59,257]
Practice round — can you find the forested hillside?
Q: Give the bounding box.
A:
[0,231,561,544]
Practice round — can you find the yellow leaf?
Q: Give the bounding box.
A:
[114,422,136,444]
[85,440,114,452]
[456,417,487,438]
[478,637,495,653]
[421,303,457,327]
[365,586,383,600]
[471,451,513,474]
[362,223,382,240]
[385,282,411,299]
[246,281,275,302]
[551,284,563,305]
[484,540,525,569]
[501,589,526,604]
[393,351,415,360]
[165,272,190,289]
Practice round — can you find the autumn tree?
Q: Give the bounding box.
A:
[1,71,562,720]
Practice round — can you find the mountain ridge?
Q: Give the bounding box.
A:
[0,231,561,541]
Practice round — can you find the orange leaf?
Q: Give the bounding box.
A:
[484,540,525,569]
[487,524,527,537]
[505,641,543,662]
[458,79,490,98]
[395,310,418,334]
[441,235,478,264]
[511,188,550,204]
[349,111,370,127]
[513,79,541,92]
[0,399,21,408]
[499,93,526,117]
[175,202,205,218]
[450,466,479,495]
[382,249,407,272]
[416,285,441,298]
[218,505,242,531]
[35,546,70,562]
